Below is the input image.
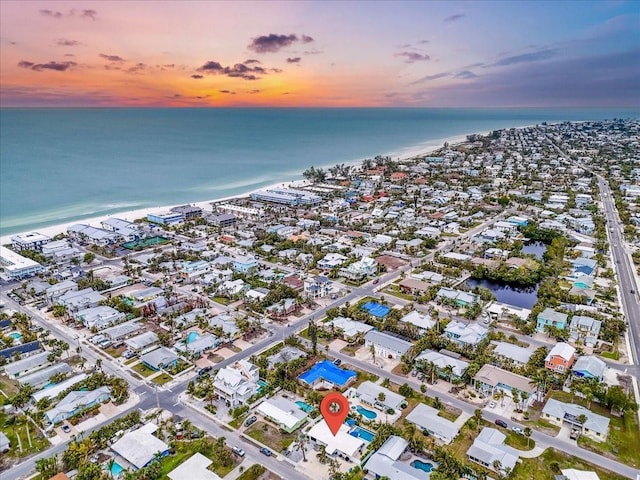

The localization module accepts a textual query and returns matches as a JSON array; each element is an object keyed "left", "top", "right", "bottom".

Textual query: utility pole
[{"left": 155, "top": 384, "right": 160, "bottom": 410}]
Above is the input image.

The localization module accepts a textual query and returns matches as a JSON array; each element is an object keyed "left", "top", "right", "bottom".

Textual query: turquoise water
[
  {"left": 107, "top": 461, "right": 125, "bottom": 476},
  {"left": 9, "top": 332, "right": 22, "bottom": 340},
  {"left": 257, "top": 379, "right": 268, "bottom": 393},
  {"left": 2, "top": 107, "right": 637, "bottom": 235},
  {"left": 350, "top": 427, "right": 375, "bottom": 442},
  {"left": 186, "top": 331, "right": 200, "bottom": 344},
  {"left": 356, "top": 406, "right": 377, "bottom": 419},
  {"left": 295, "top": 401, "right": 314, "bottom": 413},
  {"left": 411, "top": 459, "right": 434, "bottom": 472}
]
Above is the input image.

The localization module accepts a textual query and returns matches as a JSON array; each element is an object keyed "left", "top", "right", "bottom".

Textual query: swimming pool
[
  {"left": 350, "top": 427, "right": 375, "bottom": 442},
  {"left": 186, "top": 331, "right": 200, "bottom": 344},
  {"left": 356, "top": 406, "right": 377, "bottom": 419},
  {"left": 9, "top": 332, "right": 22, "bottom": 340},
  {"left": 106, "top": 461, "right": 125, "bottom": 476},
  {"left": 295, "top": 401, "right": 313, "bottom": 413},
  {"left": 411, "top": 459, "right": 433, "bottom": 472},
  {"left": 257, "top": 379, "right": 268, "bottom": 393}
]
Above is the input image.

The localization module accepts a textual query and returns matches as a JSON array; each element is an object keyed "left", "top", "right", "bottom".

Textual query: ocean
[{"left": 1, "top": 107, "right": 638, "bottom": 236}]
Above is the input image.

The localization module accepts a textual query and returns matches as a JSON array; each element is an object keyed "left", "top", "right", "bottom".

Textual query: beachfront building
[
  {"left": 170, "top": 205, "right": 202, "bottom": 220},
  {"left": 364, "top": 436, "right": 422, "bottom": 480},
  {"left": 45, "top": 386, "right": 111, "bottom": 425},
  {"left": 255, "top": 396, "right": 309, "bottom": 433},
  {"left": 542, "top": 398, "right": 610, "bottom": 441},
  {"left": 0, "top": 246, "right": 44, "bottom": 280},
  {"left": 250, "top": 188, "right": 322, "bottom": 207},
  {"left": 364, "top": 330, "right": 412, "bottom": 360},
  {"left": 67, "top": 224, "right": 120, "bottom": 246},
  {"left": 100, "top": 218, "right": 141, "bottom": 241},
  {"left": 467, "top": 428, "right": 520, "bottom": 474},
  {"left": 10, "top": 232, "right": 51, "bottom": 252},
  {"left": 147, "top": 211, "right": 184, "bottom": 225},
  {"left": 212, "top": 360, "right": 259, "bottom": 407},
  {"left": 111, "top": 423, "right": 170, "bottom": 470},
  {"left": 307, "top": 421, "right": 365, "bottom": 463},
  {"left": 405, "top": 403, "right": 461, "bottom": 444}
]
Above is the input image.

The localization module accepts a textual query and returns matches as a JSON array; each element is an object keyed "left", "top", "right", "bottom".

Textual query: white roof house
[
  {"left": 31, "top": 373, "right": 88, "bottom": 402},
  {"left": 572, "top": 356, "right": 606, "bottom": 381},
  {"left": 542, "top": 398, "right": 610, "bottom": 441},
  {"left": 307, "top": 421, "right": 365, "bottom": 460},
  {"left": 493, "top": 342, "right": 534, "bottom": 365},
  {"left": 212, "top": 360, "right": 259, "bottom": 407},
  {"left": 354, "top": 381, "right": 405, "bottom": 411},
  {"left": 364, "top": 330, "right": 412, "bottom": 359},
  {"left": 364, "top": 436, "right": 421, "bottom": 480},
  {"left": 399, "top": 311, "right": 434, "bottom": 331},
  {"left": 467, "top": 428, "right": 520, "bottom": 474},
  {"left": 45, "top": 386, "right": 111, "bottom": 424},
  {"left": 405, "top": 403, "right": 461, "bottom": 444},
  {"left": 0, "top": 246, "right": 44, "bottom": 279},
  {"left": 125, "top": 332, "right": 159, "bottom": 351},
  {"left": 444, "top": 321, "right": 488, "bottom": 346},
  {"left": 256, "top": 396, "right": 308, "bottom": 432},
  {"left": 415, "top": 350, "right": 469, "bottom": 378},
  {"left": 167, "top": 453, "right": 222, "bottom": 480},
  {"left": 111, "top": 423, "right": 169, "bottom": 470},
  {"left": 18, "top": 363, "right": 71, "bottom": 388},
  {"left": 325, "top": 317, "right": 374, "bottom": 340},
  {"left": 75, "top": 306, "right": 125, "bottom": 330},
  {"left": 560, "top": 469, "right": 600, "bottom": 480},
  {"left": 4, "top": 351, "right": 51, "bottom": 379},
  {"left": 546, "top": 342, "right": 576, "bottom": 363}
]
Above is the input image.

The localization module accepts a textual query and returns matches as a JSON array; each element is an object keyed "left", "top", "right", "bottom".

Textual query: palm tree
[
  {"left": 294, "top": 432, "right": 308, "bottom": 462},
  {"left": 369, "top": 343, "right": 377, "bottom": 363},
  {"left": 524, "top": 427, "right": 532, "bottom": 448},
  {"left": 316, "top": 444, "right": 328, "bottom": 464}
]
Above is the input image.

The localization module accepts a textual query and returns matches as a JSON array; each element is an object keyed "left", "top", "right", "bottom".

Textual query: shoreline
[{"left": 0, "top": 123, "right": 534, "bottom": 245}]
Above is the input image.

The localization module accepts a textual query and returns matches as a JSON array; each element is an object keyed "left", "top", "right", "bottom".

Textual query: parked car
[
  {"left": 372, "top": 279, "right": 380, "bottom": 284},
  {"left": 411, "top": 370, "right": 418, "bottom": 377},
  {"left": 495, "top": 419, "right": 508, "bottom": 428},
  {"left": 333, "top": 359, "right": 342, "bottom": 366},
  {"left": 511, "top": 426, "right": 523, "bottom": 434},
  {"left": 198, "top": 366, "right": 213, "bottom": 376},
  {"left": 232, "top": 446, "right": 245, "bottom": 457},
  {"left": 61, "top": 424, "right": 71, "bottom": 433},
  {"left": 245, "top": 415, "right": 257, "bottom": 427},
  {"left": 489, "top": 401, "right": 496, "bottom": 408},
  {"left": 259, "top": 447, "right": 272, "bottom": 456},
  {"left": 123, "top": 350, "right": 137, "bottom": 359},
  {"left": 570, "top": 429, "right": 581, "bottom": 440}
]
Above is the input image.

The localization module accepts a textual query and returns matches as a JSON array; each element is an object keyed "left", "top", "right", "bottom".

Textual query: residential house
[
  {"left": 436, "top": 287, "right": 478, "bottom": 307},
  {"left": 542, "top": 398, "right": 609, "bottom": 442},
  {"left": 307, "top": 421, "right": 365, "bottom": 463},
  {"left": 45, "top": 386, "right": 111, "bottom": 425},
  {"left": 57, "top": 288, "right": 105, "bottom": 312},
  {"left": 353, "top": 381, "right": 405, "bottom": 412},
  {"left": 363, "top": 436, "right": 422, "bottom": 480},
  {"left": 364, "top": 330, "right": 412, "bottom": 359},
  {"left": 303, "top": 275, "right": 332, "bottom": 299},
  {"left": 473, "top": 364, "right": 536, "bottom": 403},
  {"left": 560, "top": 469, "right": 600, "bottom": 480},
  {"left": 0, "top": 432, "right": 9, "bottom": 453},
  {"left": 125, "top": 332, "right": 159, "bottom": 352},
  {"left": 415, "top": 349, "right": 469, "bottom": 381},
  {"left": 140, "top": 347, "right": 179, "bottom": 371},
  {"left": 467, "top": 428, "right": 520, "bottom": 474},
  {"left": 232, "top": 255, "right": 258, "bottom": 273},
  {"left": 167, "top": 453, "right": 222, "bottom": 480},
  {"left": 256, "top": 396, "right": 308, "bottom": 433},
  {"left": 569, "top": 315, "right": 601, "bottom": 347},
  {"left": 492, "top": 342, "right": 534, "bottom": 366},
  {"left": 267, "top": 346, "right": 306, "bottom": 369},
  {"left": 175, "top": 334, "right": 218, "bottom": 357},
  {"left": 545, "top": 343, "right": 576, "bottom": 373},
  {"left": 405, "top": 403, "right": 461, "bottom": 444},
  {"left": 339, "top": 257, "right": 378, "bottom": 280},
  {"left": 212, "top": 360, "right": 259, "bottom": 407},
  {"left": 324, "top": 317, "right": 374, "bottom": 342},
  {"left": 572, "top": 356, "right": 606, "bottom": 381},
  {"left": 111, "top": 423, "right": 170, "bottom": 469},
  {"left": 75, "top": 306, "right": 126, "bottom": 330},
  {"left": 536, "top": 307, "right": 569, "bottom": 332},
  {"left": 265, "top": 298, "right": 298, "bottom": 319},
  {"left": 444, "top": 321, "right": 488, "bottom": 347},
  {"left": 399, "top": 310, "right": 434, "bottom": 333},
  {"left": 4, "top": 351, "right": 50, "bottom": 379}
]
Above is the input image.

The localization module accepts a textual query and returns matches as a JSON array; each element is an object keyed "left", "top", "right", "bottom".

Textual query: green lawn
[
  {"left": 0, "top": 377, "right": 20, "bottom": 396},
  {"left": 131, "top": 362, "right": 156, "bottom": 377},
  {"left": 550, "top": 391, "right": 639, "bottom": 467},
  {"left": 159, "top": 440, "right": 239, "bottom": 478},
  {"left": 599, "top": 350, "right": 620, "bottom": 360},
  {"left": 212, "top": 296, "right": 231, "bottom": 305},
  {"left": 0, "top": 412, "right": 50, "bottom": 462},
  {"left": 245, "top": 421, "right": 295, "bottom": 452},
  {"left": 152, "top": 373, "right": 173, "bottom": 385},
  {"left": 510, "top": 448, "right": 627, "bottom": 480},
  {"left": 381, "top": 285, "right": 415, "bottom": 301},
  {"left": 237, "top": 465, "right": 266, "bottom": 480}
]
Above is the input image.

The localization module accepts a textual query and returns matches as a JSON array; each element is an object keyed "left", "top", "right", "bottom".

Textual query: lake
[
  {"left": 521, "top": 241, "right": 547, "bottom": 259},
  {"left": 466, "top": 277, "right": 539, "bottom": 309}
]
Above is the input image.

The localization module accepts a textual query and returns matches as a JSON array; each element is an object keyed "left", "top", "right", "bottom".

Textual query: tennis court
[
  {"left": 121, "top": 236, "right": 169, "bottom": 250},
  {"left": 361, "top": 301, "right": 390, "bottom": 318},
  {"left": 298, "top": 360, "right": 356, "bottom": 388}
]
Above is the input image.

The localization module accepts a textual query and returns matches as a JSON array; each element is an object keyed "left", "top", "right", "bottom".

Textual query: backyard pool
[
  {"left": 356, "top": 405, "right": 377, "bottom": 419},
  {"left": 106, "top": 461, "right": 125, "bottom": 476},
  {"left": 411, "top": 459, "right": 434, "bottom": 472},
  {"left": 295, "top": 401, "right": 314, "bottom": 413},
  {"left": 186, "top": 331, "right": 200, "bottom": 344},
  {"left": 9, "top": 332, "right": 22, "bottom": 340},
  {"left": 350, "top": 427, "right": 375, "bottom": 442},
  {"left": 257, "top": 379, "right": 268, "bottom": 393}
]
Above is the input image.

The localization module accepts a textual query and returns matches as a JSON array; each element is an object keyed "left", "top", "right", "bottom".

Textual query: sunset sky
[{"left": 1, "top": 0, "right": 638, "bottom": 107}]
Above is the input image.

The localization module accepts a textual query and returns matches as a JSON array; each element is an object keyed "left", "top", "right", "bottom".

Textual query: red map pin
[{"left": 320, "top": 392, "right": 350, "bottom": 436}]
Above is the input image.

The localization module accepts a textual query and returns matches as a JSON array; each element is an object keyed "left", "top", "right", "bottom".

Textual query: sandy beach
[{"left": 0, "top": 126, "right": 530, "bottom": 246}]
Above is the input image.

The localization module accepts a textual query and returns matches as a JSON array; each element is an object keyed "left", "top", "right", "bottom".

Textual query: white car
[
  {"left": 489, "top": 401, "right": 496, "bottom": 408},
  {"left": 512, "top": 426, "right": 523, "bottom": 434}
]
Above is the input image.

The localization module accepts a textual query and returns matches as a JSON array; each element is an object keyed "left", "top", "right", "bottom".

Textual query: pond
[
  {"left": 466, "top": 277, "right": 539, "bottom": 310},
  {"left": 521, "top": 241, "right": 547, "bottom": 259}
]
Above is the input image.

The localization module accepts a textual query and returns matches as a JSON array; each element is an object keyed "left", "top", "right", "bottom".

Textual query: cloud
[
  {"left": 127, "top": 63, "right": 146, "bottom": 74},
  {"left": 99, "top": 53, "right": 126, "bottom": 62},
  {"left": 394, "top": 51, "right": 430, "bottom": 63},
  {"left": 444, "top": 13, "right": 465, "bottom": 22},
  {"left": 56, "top": 38, "right": 81, "bottom": 47},
  {"left": 39, "top": 9, "right": 64, "bottom": 19},
  {"left": 417, "top": 39, "right": 430, "bottom": 45},
  {"left": 248, "top": 33, "right": 313, "bottom": 53},
  {"left": 454, "top": 70, "right": 478, "bottom": 79},
  {"left": 219, "top": 90, "right": 236, "bottom": 95},
  {"left": 18, "top": 60, "right": 77, "bottom": 72},
  {"left": 244, "top": 59, "right": 261, "bottom": 64},
  {"left": 487, "top": 48, "right": 558, "bottom": 67},
  {"left": 303, "top": 49, "right": 323, "bottom": 55},
  {"left": 411, "top": 72, "right": 450, "bottom": 84},
  {"left": 191, "top": 74, "right": 204, "bottom": 79},
  {"left": 286, "top": 57, "right": 301, "bottom": 64},
  {"left": 195, "top": 59, "right": 272, "bottom": 80},
  {"left": 248, "top": 89, "right": 261, "bottom": 94},
  {"left": 81, "top": 9, "right": 97, "bottom": 20}
]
